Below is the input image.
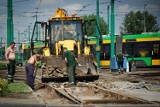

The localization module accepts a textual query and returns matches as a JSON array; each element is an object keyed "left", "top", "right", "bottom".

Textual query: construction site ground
[{"left": 0, "top": 65, "right": 160, "bottom": 107}]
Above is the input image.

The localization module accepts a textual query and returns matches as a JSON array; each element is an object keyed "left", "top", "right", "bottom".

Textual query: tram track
[{"left": 34, "top": 82, "right": 153, "bottom": 106}]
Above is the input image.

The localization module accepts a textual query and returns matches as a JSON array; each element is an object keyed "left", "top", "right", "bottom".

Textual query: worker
[
  {"left": 116, "top": 49, "right": 124, "bottom": 74},
  {"left": 63, "top": 47, "right": 78, "bottom": 85},
  {"left": 5, "top": 42, "right": 16, "bottom": 83},
  {"left": 25, "top": 54, "right": 43, "bottom": 90}
]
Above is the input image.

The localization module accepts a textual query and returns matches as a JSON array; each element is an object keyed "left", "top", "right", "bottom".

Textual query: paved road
[
  {"left": 0, "top": 103, "right": 45, "bottom": 107},
  {"left": 0, "top": 103, "right": 159, "bottom": 107}
]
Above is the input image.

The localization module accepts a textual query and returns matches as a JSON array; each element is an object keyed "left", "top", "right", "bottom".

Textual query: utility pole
[
  {"left": 110, "top": 0, "right": 115, "bottom": 58},
  {"left": 18, "top": 31, "right": 20, "bottom": 62},
  {"left": 7, "top": 0, "right": 14, "bottom": 47},
  {"left": 96, "top": 0, "right": 100, "bottom": 69},
  {"left": 144, "top": 3, "right": 147, "bottom": 33},
  {"left": 107, "top": 5, "right": 110, "bottom": 34},
  {"left": 36, "top": 15, "right": 38, "bottom": 40},
  {"left": 28, "top": 25, "right": 31, "bottom": 42},
  {"left": 0, "top": 37, "right": 2, "bottom": 60}
]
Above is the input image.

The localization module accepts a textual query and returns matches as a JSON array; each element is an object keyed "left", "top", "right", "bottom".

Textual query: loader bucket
[
  {"left": 41, "top": 55, "right": 99, "bottom": 83},
  {"left": 77, "top": 55, "right": 98, "bottom": 75},
  {"left": 41, "top": 75, "right": 99, "bottom": 83}
]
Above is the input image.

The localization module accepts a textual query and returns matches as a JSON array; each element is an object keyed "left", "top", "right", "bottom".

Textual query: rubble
[{"left": 106, "top": 81, "right": 147, "bottom": 90}]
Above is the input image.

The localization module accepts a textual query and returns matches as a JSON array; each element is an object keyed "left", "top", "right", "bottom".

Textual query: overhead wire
[
  {"left": 74, "top": 0, "right": 96, "bottom": 16},
  {"left": 13, "top": 0, "right": 42, "bottom": 34},
  {"left": 1, "top": 0, "right": 160, "bottom": 35},
  {"left": 13, "top": 0, "right": 30, "bottom": 4},
  {"left": 1, "top": 1, "right": 159, "bottom": 16},
  {"left": 35, "top": 0, "right": 42, "bottom": 15}
]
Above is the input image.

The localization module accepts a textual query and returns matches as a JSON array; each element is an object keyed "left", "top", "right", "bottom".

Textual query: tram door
[{"left": 152, "top": 42, "right": 160, "bottom": 66}]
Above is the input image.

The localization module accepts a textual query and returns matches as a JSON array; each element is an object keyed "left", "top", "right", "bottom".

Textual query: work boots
[{"left": 118, "top": 68, "right": 123, "bottom": 74}]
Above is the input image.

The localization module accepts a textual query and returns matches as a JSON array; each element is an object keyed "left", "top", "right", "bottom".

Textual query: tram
[{"left": 88, "top": 32, "right": 160, "bottom": 67}]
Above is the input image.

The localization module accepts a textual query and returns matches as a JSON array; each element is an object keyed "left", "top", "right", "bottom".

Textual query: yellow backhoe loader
[{"left": 30, "top": 8, "right": 99, "bottom": 82}]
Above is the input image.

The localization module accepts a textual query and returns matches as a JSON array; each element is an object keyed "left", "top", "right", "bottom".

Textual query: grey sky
[{"left": 0, "top": 0, "right": 160, "bottom": 42}]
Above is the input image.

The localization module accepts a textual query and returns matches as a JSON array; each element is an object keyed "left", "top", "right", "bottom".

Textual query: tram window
[
  {"left": 100, "top": 45, "right": 110, "bottom": 60},
  {"left": 123, "top": 43, "right": 134, "bottom": 57},
  {"left": 124, "top": 42, "right": 152, "bottom": 58},
  {"left": 152, "top": 43, "right": 160, "bottom": 59},
  {"left": 134, "top": 42, "right": 152, "bottom": 57}
]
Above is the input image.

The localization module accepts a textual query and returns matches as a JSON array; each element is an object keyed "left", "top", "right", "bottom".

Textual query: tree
[
  {"left": 120, "top": 11, "right": 159, "bottom": 35},
  {"left": 82, "top": 14, "right": 108, "bottom": 37}
]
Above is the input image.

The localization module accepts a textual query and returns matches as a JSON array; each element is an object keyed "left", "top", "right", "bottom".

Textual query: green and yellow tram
[{"left": 88, "top": 32, "right": 160, "bottom": 67}]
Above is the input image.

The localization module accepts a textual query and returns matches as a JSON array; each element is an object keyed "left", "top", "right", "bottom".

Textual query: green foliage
[
  {"left": 120, "top": 11, "right": 160, "bottom": 35},
  {"left": 0, "top": 78, "right": 29, "bottom": 96},
  {"left": 0, "top": 78, "right": 10, "bottom": 96},
  {"left": 8, "top": 82, "right": 29, "bottom": 93},
  {"left": 83, "top": 14, "right": 108, "bottom": 37},
  {"left": 0, "top": 63, "right": 6, "bottom": 68}
]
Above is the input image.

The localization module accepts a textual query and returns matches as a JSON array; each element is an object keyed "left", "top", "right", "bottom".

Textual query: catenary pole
[
  {"left": 96, "top": 0, "right": 100, "bottom": 69},
  {"left": 7, "top": 0, "right": 14, "bottom": 46},
  {"left": 0, "top": 37, "right": 2, "bottom": 59},
  {"left": 107, "top": 5, "right": 110, "bottom": 34},
  {"left": 110, "top": 0, "right": 115, "bottom": 58}
]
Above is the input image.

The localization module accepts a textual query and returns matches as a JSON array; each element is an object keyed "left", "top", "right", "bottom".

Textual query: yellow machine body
[{"left": 35, "top": 8, "right": 99, "bottom": 82}]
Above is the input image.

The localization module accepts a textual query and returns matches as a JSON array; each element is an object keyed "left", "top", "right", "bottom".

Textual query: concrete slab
[
  {"left": 124, "top": 89, "right": 160, "bottom": 102},
  {"left": 0, "top": 94, "right": 39, "bottom": 104}
]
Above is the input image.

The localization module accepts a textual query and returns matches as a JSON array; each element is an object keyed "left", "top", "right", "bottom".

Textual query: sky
[{"left": 0, "top": 0, "right": 160, "bottom": 43}]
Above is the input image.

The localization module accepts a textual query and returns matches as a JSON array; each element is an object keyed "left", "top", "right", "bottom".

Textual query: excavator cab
[
  {"left": 30, "top": 8, "right": 99, "bottom": 82},
  {"left": 49, "top": 19, "right": 82, "bottom": 55}
]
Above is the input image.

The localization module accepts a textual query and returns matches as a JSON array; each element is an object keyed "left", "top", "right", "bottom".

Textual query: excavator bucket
[
  {"left": 76, "top": 55, "right": 98, "bottom": 75},
  {"left": 41, "top": 55, "right": 99, "bottom": 83}
]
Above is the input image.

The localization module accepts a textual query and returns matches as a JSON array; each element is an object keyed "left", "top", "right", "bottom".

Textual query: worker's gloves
[{"left": 78, "top": 64, "right": 82, "bottom": 66}]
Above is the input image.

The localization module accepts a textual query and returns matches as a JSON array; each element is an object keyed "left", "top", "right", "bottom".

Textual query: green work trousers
[{"left": 67, "top": 64, "right": 76, "bottom": 84}]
